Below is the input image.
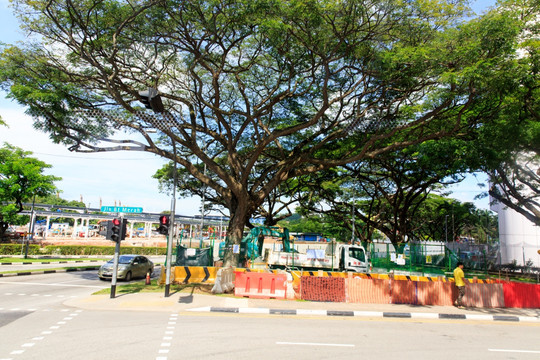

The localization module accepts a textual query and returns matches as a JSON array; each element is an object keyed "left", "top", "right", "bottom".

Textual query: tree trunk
[{"left": 223, "top": 203, "right": 250, "bottom": 267}]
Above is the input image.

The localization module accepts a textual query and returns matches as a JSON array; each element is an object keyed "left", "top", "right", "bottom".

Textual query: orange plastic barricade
[{"left": 234, "top": 271, "right": 287, "bottom": 299}]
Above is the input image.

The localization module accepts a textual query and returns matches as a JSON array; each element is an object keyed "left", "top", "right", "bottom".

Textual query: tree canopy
[
  {"left": 0, "top": 0, "right": 533, "bottom": 265},
  {"left": 0, "top": 143, "right": 60, "bottom": 237}
]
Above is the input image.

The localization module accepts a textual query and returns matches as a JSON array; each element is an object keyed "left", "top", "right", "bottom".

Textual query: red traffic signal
[
  {"left": 106, "top": 218, "right": 127, "bottom": 242},
  {"left": 158, "top": 215, "right": 170, "bottom": 235}
]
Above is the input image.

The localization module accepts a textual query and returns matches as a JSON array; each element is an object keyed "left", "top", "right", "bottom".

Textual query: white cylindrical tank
[{"left": 491, "top": 200, "right": 540, "bottom": 267}]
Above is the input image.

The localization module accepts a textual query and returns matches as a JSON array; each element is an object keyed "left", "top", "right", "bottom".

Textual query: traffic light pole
[
  {"left": 110, "top": 214, "right": 123, "bottom": 299},
  {"left": 165, "top": 140, "right": 177, "bottom": 297}
]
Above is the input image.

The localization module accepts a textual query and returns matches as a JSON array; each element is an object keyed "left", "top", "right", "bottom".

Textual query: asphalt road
[
  {"left": 1, "top": 272, "right": 540, "bottom": 360},
  {"left": 0, "top": 256, "right": 165, "bottom": 273}
]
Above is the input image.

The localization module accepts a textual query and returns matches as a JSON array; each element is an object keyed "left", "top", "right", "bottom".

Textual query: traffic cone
[{"left": 145, "top": 272, "right": 151, "bottom": 285}]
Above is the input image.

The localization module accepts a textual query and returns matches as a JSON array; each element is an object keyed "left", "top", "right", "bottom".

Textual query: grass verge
[{"left": 92, "top": 280, "right": 226, "bottom": 296}]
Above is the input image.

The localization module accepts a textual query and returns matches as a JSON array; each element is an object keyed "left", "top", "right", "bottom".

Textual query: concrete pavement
[
  {"left": 64, "top": 289, "right": 540, "bottom": 323},
  {"left": 4, "top": 261, "right": 540, "bottom": 323}
]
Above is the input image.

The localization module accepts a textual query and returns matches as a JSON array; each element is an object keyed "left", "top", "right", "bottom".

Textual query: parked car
[{"left": 98, "top": 254, "right": 154, "bottom": 282}]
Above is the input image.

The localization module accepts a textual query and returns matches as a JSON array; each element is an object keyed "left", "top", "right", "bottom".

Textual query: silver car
[{"left": 98, "top": 255, "right": 154, "bottom": 281}]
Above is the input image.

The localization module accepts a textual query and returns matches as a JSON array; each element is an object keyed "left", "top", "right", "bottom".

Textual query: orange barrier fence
[
  {"left": 301, "top": 276, "right": 346, "bottom": 302},
  {"left": 391, "top": 280, "right": 417, "bottom": 305},
  {"left": 346, "top": 277, "right": 391, "bottom": 304},
  {"left": 234, "top": 271, "right": 287, "bottom": 299},
  {"left": 462, "top": 283, "right": 505, "bottom": 308},
  {"left": 501, "top": 282, "right": 540, "bottom": 308},
  {"left": 416, "top": 281, "right": 453, "bottom": 306},
  {"left": 299, "top": 275, "right": 515, "bottom": 308}
]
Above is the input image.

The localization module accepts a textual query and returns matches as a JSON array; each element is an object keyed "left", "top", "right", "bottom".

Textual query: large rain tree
[
  {"left": 474, "top": 0, "right": 540, "bottom": 226},
  {"left": 0, "top": 0, "right": 526, "bottom": 265}
]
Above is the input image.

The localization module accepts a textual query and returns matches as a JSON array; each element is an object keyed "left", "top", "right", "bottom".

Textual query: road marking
[
  {"left": 277, "top": 342, "right": 355, "bottom": 347},
  {"left": 489, "top": 349, "right": 540, "bottom": 354},
  {"left": 0, "top": 280, "right": 106, "bottom": 289}
]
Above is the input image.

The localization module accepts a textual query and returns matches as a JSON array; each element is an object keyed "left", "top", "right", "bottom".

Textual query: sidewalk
[{"left": 65, "top": 291, "right": 540, "bottom": 323}]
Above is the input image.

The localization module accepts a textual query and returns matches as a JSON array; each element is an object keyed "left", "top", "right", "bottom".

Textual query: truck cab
[{"left": 339, "top": 244, "right": 369, "bottom": 272}]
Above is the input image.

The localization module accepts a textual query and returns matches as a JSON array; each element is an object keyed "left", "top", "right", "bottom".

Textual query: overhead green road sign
[{"left": 101, "top": 206, "right": 143, "bottom": 213}]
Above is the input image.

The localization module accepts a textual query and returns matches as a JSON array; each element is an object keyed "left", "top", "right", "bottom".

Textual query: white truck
[{"left": 264, "top": 242, "right": 369, "bottom": 273}]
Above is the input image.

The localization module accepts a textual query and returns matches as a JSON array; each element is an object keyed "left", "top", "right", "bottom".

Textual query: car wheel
[
  {"left": 125, "top": 271, "right": 132, "bottom": 282},
  {"left": 147, "top": 268, "right": 153, "bottom": 277}
]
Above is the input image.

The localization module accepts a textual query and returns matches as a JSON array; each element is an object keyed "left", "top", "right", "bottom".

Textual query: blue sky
[{"left": 0, "top": 0, "right": 497, "bottom": 215}]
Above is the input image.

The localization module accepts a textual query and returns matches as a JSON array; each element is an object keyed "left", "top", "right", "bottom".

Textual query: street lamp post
[
  {"left": 445, "top": 215, "right": 449, "bottom": 243},
  {"left": 165, "top": 139, "right": 177, "bottom": 298}
]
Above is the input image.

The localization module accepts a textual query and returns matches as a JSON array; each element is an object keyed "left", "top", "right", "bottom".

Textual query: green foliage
[
  {"left": 0, "top": 0, "right": 535, "bottom": 266},
  {"left": 0, "top": 143, "right": 60, "bottom": 229},
  {"left": 0, "top": 244, "right": 167, "bottom": 256},
  {"left": 41, "top": 245, "right": 167, "bottom": 256},
  {"left": 0, "top": 244, "right": 41, "bottom": 255}
]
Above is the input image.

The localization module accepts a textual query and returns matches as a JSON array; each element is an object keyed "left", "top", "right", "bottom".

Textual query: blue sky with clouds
[{"left": 0, "top": 0, "right": 497, "bottom": 215}]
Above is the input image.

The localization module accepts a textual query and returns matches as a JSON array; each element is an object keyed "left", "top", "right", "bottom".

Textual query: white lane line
[
  {"left": 277, "top": 342, "right": 355, "bottom": 347},
  {"left": 489, "top": 349, "right": 540, "bottom": 354},
  {"left": 0, "top": 280, "right": 106, "bottom": 289}
]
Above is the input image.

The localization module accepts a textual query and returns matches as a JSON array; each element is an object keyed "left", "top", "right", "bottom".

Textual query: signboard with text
[{"left": 100, "top": 206, "right": 143, "bottom": 213}]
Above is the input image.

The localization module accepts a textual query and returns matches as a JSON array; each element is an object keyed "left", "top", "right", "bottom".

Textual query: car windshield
[{"left": 108, "top": 256, "right": 135, "bottom": 264}]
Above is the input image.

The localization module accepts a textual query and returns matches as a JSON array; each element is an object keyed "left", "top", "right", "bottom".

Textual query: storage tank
[{"left": 491, "top": 196, "right": 540, "bottom": 267}]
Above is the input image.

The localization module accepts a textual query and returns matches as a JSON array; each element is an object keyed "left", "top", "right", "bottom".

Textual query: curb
[
  {"left": 186, "top": 306, "right": 540, "bottom": 323},
  {"left": 0, "top": 266, "right": 100, "bottom": 277}
]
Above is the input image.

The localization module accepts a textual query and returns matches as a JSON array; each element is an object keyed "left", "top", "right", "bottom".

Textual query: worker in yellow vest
[{"left": 453, "top": 261, "right": 466, "bottom": 308}]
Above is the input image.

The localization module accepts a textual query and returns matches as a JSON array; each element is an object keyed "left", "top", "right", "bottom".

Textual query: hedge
[
  {"left": 0, "top": 244, "right": 167, "bottom": 256},
  {"left": 0, "top": 244, "right": 41, "bottom": 256}
]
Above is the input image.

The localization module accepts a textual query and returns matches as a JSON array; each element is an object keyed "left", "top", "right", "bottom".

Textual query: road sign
[{"left": 100, "top": 206, "right": 143, "bottom": 213}]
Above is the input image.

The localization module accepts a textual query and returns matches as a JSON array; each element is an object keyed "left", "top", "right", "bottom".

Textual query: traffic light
[
  {"left": 106, "top": 218, "right": 128, "bottom": 242},
  {"left": 139, "top": 87, "right": 164, "bottom": 113},
  {"left": 158, "top": 215, "right": 170, "bottom": 235}
]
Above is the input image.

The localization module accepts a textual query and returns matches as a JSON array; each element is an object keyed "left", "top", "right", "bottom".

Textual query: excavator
[
  {"left": 220, "top": 226, "right": 369, "bottom": 273},
  {"left": 240, "top": 226, "right": 294, "bottom": 261},
  {"left": 218, "top": 226, "right": 294, "bottom": 264}
]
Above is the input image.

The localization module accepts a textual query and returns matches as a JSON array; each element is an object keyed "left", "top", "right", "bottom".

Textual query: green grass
[{"left": 92, "top": 281, "right": 222, "bottom": 296}]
